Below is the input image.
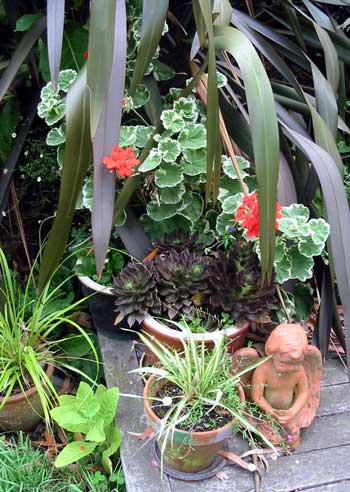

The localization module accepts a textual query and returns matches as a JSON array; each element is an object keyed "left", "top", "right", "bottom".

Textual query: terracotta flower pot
[
  {"left": 0, "top": 363, "right": 54, "bottom": 432},
  {"left": 142, "top": 314, "right": 250, "bottom": 364},
  {"left": 144, "top": 376, "right": 244, "bottom": 473}
]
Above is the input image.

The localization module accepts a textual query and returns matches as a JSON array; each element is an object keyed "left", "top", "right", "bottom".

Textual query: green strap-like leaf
[
  {"left": 213, "top": 25, "right": 280, "bottom": 280},
  {"left": 128, "top": 0, "right": 169, "bottom": 96},
  {"left": 47, "top": 0, "right": 65, "bottom": 89},
  {"left": 38, "top": 68, "right": 91, "bottom": 291}
]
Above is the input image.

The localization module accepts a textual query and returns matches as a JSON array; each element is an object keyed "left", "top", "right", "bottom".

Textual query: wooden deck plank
[
  {"left": 98, "top": 330, "right": 173, "bottom": 492},
  {"left": 259, "top": 444, "right": 350, "bottom": 492},
  {"left": 98, "top": 332, "right": 349, "bottom": 492}
]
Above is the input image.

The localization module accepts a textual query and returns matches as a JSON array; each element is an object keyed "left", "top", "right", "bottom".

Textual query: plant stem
[{"left": 276, "top": 285, "right": 291, "bottom": 323}]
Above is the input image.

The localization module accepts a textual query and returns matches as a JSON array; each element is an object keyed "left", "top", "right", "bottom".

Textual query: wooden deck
[{"left": 98, "top": 330, "right": 350, "bottom": 492}]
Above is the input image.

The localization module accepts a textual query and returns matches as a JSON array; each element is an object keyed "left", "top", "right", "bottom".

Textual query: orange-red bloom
[
  {"left": 84, "top": 50, "right": 89, "bottom": 60},
  {"left": 235, "top": 192, "right": 282, "bottom": 238},
  {"left": 102, "top": 146, "right": 139, "bottom": 177}
]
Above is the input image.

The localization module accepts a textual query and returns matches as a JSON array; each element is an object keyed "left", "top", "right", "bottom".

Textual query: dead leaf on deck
[{"left": 218, "top": 450, "right": 257, "bottom": 473}]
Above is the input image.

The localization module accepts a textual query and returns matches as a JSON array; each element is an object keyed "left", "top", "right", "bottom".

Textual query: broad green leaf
[
  {"left": 298, "top": 238, "right": 324, "bottom": 258},
  {"left": 85, "top": 418, "right": 106, "bottom": 442},
  {"left": 101, "top": 427, "right": 122, "bottom": 474},
  {"left": 179, "top": 192, "right": 204, "bottom": 222},
  {"left": 174, "top": 97, "right": 198, "bottom": 120},
  {"left": 139, "top": 149, "right": 162, "bottom": 172},
  {"left": 128, "top": 0, "right": 169, "bottom": 95},
  {"left": 218, "top": 176, "right": 244, "bottom": 202},
  {"left": 147, "top": 200, "right": 181, "bottom": 221},
  {"left": 278, "top": 217, "right": 310, "bottom": 238},
  {"left": 55, "top": 441, "right": 97, "bottom": 468},
  {"left": 281, "top": 203, "right": 309, "bottom": 219},
  {"left": 275, "top": 241, "right": 286, "bottom": 262},
  {"left": 50, "top": 406, "right": 88, "bottom": 432},
  {"left": 153, "top": 60, "right": 175, "bottom": 81},
  {"left": 58, "top": 69, "right": 78, "bottom": 92},
  {"left": 214, "top": 25, "right": 280, "bottom": 280},
  {"left": 38, "top": 68, "right": 92, "bottom": 291},
  {"left": 216, "top": 212, "right": 234, "bottom": 235},
  {"left": 275, "top": 254, "right": 293, "bottom": 283},
  {"left": 160, "top": 183, "right": 186, "bottom": 204},
  {"left": 132, "top": 84, "right": 150, "bottom": 108},
  {"left": 178, "top": 123, "right": 206, "bottom": 150},
  {"left": 155, "top": 163, "right": 183, "bottom": 188},
  {"left": 15, "top": 14, "right": 41, "bottom": 32},
  {"left": 134, "top": 125, "right": 154, "bottom": 147},
  {"left": 289, "top": 247, "right": 314, "bottom": 281},
  {"left": 160, "top": 110, "right": 185, "bottom": 133},
  {"left": 222, "top": 155, "right": 249, "bottom": 180},
  {"left": 119, "top": 126, "right": 137, "bottom": 147},
  {"left": 97, "top": 387, "right": 119, "bottom": 424},
  {"left": 81, "top": 176, "right": 93, "bottom": 210},
  {"left": 46, "top": 124, "right": 66, "bottom": 146},
  {"left": 158, "top": 137, "right": 181, "bottom": 162},
  {"left": 182, "top": 148, "right": 206, "bottom": 176},
  {"left": 221, "top": 193, "right": 244, "bottom": 214},
  {"left": 309, "top": 218, "right": 330, "bottom": 245}
]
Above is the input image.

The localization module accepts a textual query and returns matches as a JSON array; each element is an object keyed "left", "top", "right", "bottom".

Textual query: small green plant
[
  {"left": 0, "top": 248, "right": 98, "bottom": 424},
  {"left": 50, "top": 382, "right": 121, "bottom": 474},
  {"left": 74, "top": 247, "right": 125, "bottom": 286},
  {"left": 132, "top": 321, "right": 275, "bottom": 468}
]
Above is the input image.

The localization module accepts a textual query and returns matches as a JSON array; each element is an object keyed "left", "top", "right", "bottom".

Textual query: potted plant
[
  {"left": 74, "top": 243, "right": 126, "bottom": 332},
  {"left": 132, "top": 320, "right": 273, "bottom": 474},
  {"left": 113, "top": 234, "right": 277, "bottom": 359},
  {"left": 0, "top": 249, "right": 97, "bottom": 432}
]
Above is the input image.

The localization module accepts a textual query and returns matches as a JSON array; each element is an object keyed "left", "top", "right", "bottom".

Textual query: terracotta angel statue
[{"left": 232, "top": 323, "right": 322, "bottom": 448}]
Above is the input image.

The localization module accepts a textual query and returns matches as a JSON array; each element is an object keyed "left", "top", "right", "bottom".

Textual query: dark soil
[{"left": 152, "top": 382, "right": 232, "bottom": 432}]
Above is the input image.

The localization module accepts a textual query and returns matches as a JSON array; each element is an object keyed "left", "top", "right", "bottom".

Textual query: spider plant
[
  {"left": 132, "top": 319, "right": 275, "bottom": 468},
  {"left": 0, "top": 248, "right": 98, "bottom": 426}
]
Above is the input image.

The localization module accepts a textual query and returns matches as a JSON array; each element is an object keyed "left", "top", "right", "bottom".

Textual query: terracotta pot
[
  {"left": 142, "top": 314, "right": 250, "bottom": 364},
  {"left": 0, "top": 363, "right": 54, "bottom": 432},
  {"left": 144, "top": 376, "right": 244, "bottom": 473}
]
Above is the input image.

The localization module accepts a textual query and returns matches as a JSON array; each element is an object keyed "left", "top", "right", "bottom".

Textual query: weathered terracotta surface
[
  {"left": 232, "top": 323, "right": 322, "bottom": 448},
  {"left": 0, "top": 364, "right": 54, "bottom": 432},
  {"left": 142, "top": 314, "right": 250, "bottom": 364},
  {"left": 144, "top": 376, "right": 244, "bottom": 473}
]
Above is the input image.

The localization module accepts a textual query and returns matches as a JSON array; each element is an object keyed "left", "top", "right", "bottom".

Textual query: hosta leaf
[
  {"left": 216, "top": 212, "right": 234, "bottom": 235},
  {"left": 289, "top": 247, "right": 314, "bottom": 281},
  {"left": 182, "top": 148, "right": 206, "bottom": 176},
  {"left": 221, "top": 193, "right": 244, "bottom": 214},
  {"left": 147, "top": 200, "right": 181, "bottom": 220},
  {"left": 174, "top": 97, "right": 198, "bottom": 120},
  {"left": 309, "top": 218, "right": 330, "bottom": 245},
  {"left": 178, "top": 123, "right": 206, "bottom": 150},
  {"left": 155, "top": 162, "right": 183, "bottom": 188},
  {"left": 46, "top": 124, "right": 66, "bottom": 146},
  {"left": 132, "top": 84, "right": 150, "bottom": 108},
  {"left": 160, "top": 110, "right": 185, "bottom": 133},
  {"left": 298, "top": 238, "right": 324, "bottom": 258},
  {"left": 160, "top": 183, "right": 186, "bottom": 204},
  {"left": 139, "top": 148, "right": 162, "bottom": 172},
  {"left": 222, "top": 155, "right": 249, "bottom": 180},
  {"left": 179, "top": 192, "right": 204, "bottom": 222},
  {"left": 281, "top": 203, "right": 310, "bottom": 220},
  {"left": 158, "top": 137, "right": 181, "bottom": 162},
  {"left": 119, "top": 126, "right": 137, "bottom": 147},
  {"left": 55, "top": 441, "right": 97, "bottom": 468}
]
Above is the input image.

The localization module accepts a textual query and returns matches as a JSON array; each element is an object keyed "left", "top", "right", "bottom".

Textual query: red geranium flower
[
  {"left": 102, "top": 146, "right": 139, "bottom": 177},
  {"left": 84, "top": 50, "right": 89, "bottom": 60},
  {"left": 235, "top": 192, "right": 282, "bottom": 238}
]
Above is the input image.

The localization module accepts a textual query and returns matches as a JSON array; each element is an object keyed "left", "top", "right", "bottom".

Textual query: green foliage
[
  {"left": 74, "top": 247, "right": 125, "bottom": 287},
  {"left": 275, "top": 204, "right": 330, "bottom": 283},
  {"left": 0, "top": 96, "right": 20, "bottom": 164},
  {"left": 51, "top": 382, "right": 121, "bottom": 474},
  {"left": 15, "top": 14, "right": 41, "bottom": 32}
]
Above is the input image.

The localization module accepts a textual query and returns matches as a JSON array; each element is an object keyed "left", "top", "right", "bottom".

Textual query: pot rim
[
  {"left": 143, "top": 314, "right": 250, "bottom": 343},
  {"left": 0, "top": 363, "right": 54, "bottom": 404},
  {"left": 143, "top": 375, "right": 243, "bottom": 440}
]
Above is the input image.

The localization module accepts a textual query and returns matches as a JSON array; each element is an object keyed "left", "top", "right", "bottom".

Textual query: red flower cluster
[
  {"left": 102, "top": 146, "right": 140, "bottom": 177},
  {"left": 235, "top": 193, "right": 282, "bottom": 238}
]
